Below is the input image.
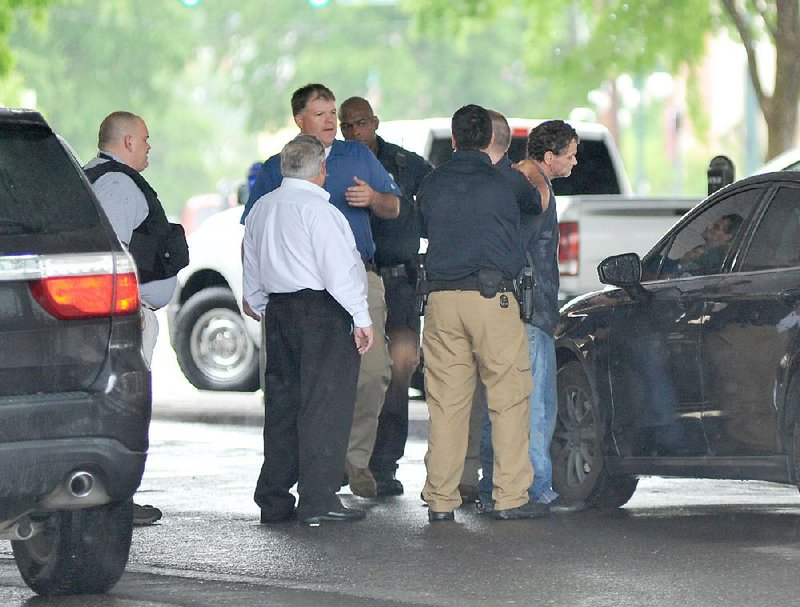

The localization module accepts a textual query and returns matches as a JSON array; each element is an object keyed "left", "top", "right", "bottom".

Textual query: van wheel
[
  {"left": 12, "top": 499, "right": 133, "bottom": 596},
  {"left": 173, "top": 287, "right": 259, "bottom": 391},
  {"left": 552, "top": 361, "right": 637, "bottom": 509}
]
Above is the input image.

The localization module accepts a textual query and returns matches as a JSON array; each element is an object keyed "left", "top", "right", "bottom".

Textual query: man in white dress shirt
[{"left": 243, "top": 134, "right": 374, "bottom": 525}]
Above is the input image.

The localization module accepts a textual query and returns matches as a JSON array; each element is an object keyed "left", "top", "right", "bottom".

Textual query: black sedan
[{"left": 552, "top": 171, "right": 800, "bottom": 508}]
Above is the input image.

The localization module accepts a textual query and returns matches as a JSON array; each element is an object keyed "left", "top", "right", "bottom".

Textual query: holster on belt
[
  {"left": 415, "top": 254, "right": 429, "bottom": 315},
  {"left": 514, "top": 252, "right": 535, "bottom": 323},
  {"left": 476, "top": 269, "right": 504, "bottom": 299}
]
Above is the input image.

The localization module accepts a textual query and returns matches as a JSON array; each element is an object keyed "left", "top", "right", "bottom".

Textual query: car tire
[
  {"left": 552, "top": 361, "right": 638, "bottom": 509},
  {"left": 786, "top": 376, "right": 800, "bottom": 493},
  {"left": 173, "top": 287, "right": 259, "bottom": 392},
  {"left": 11, "top": 499, "right": 133, "bottom": 596}
]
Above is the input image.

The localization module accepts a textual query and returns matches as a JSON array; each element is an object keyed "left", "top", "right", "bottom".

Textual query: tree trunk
[{"left": 764, "top": 0, "right": 800, "bottom": 160}]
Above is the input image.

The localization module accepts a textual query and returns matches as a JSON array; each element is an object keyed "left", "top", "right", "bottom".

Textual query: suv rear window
[
  {"left": 429, "top": 136, "right": 622, "bottom": 196},
  {"left": 0, "top": 123, "right": 108, "bottom": 255}
]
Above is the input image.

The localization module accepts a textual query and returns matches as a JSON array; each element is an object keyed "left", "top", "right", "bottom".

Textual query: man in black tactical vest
[{"left": 83, "top": 111, "right": 188, "bottom": 526}]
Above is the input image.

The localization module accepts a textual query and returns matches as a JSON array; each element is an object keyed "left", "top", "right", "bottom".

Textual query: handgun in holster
[
  {"left": 415, "top": 254, "right": 430, "bottom": 316},
  {"left": 514, "top": 253, "right": 535, "bottom": 323}
]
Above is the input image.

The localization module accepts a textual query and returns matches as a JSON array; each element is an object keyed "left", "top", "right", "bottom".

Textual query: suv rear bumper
[{"left": 0, "top": 437, "right": 146, "bottom": 524}]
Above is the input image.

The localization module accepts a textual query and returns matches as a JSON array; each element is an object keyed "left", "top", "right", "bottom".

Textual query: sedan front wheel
[{"left": 552, "top": 361, "right": 637, "bottom": 509}]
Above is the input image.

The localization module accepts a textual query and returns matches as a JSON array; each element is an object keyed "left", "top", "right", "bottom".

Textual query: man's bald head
[
  {"left": 338, "top": 96, "right": 379, "bottom": 153},
  {"left": 97, "top": 111, "right": 151, "bottom": 172}
]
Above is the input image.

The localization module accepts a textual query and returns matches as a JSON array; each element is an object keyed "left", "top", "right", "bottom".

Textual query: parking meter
[{"left": 707, "top": 155, "right": 735, "bottom": 196}]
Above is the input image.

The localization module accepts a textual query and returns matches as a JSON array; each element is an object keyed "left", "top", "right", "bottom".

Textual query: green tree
[
  {"left": 5, "top": 1, "right": 573, "bottom": 210},
  {"left": 405, "top": 0, "right": 800, "bottom": 161},
  {"left": 6, "top": 1, "right": 257, "bottom": 213},
  {"left": 192, "top": 3, "right": 561, "bottom": 131},
  {"left": 0, "top": 0, "right": 49, "bottom": 77}
]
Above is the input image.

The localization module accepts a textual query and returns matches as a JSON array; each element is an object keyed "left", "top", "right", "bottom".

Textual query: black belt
[
  {"left": 428, "top": 276, "right": 514, "bottom": 293},
  {"left": 378, "top": 263, "right": 408, "bottom": 279}
]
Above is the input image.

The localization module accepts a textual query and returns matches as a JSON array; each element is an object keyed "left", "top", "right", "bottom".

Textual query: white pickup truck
[{"left": 167, "top": 118, "right": 696, "bottom": 391}]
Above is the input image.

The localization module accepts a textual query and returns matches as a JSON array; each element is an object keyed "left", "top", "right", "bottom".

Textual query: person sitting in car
[{"left": 679, "top": 213, "right": 744, "bottom": 276}]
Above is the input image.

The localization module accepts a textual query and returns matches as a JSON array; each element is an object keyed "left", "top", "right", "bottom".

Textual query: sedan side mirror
[{"left": 598, "top": 252, "right": 642, "bottom": 287}]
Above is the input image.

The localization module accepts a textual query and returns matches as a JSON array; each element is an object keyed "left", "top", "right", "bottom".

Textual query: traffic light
[{"left": 308, "top": 0, "right": 331, "bottom": 7}]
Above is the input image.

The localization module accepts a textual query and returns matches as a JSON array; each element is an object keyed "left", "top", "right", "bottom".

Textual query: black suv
[{"left": 0, "top": 109, "right": 150, "bottom": 595}]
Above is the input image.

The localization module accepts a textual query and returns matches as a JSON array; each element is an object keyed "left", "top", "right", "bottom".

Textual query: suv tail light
[
  {"left": 558, "top": 221, "right": 579, "bottom": 276},
  {"left": 28, "top": 252, "right": 140, "bottom": 319}
]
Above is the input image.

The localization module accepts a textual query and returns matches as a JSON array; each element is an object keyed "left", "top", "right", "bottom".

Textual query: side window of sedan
[
  {"left": 740, "top": 186, "right": 800, "bottom": 271},
  {"left": 658, "top": 190, "right": 758, "bottom": 279}
]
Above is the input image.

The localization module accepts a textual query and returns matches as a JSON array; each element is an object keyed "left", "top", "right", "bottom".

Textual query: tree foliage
[
  {"left": 6, "top": 0, "right": 792, "bottom": 209},
  {"left": 3, "top": 1, "right": 575, "bottom": 211},
  {"left": 193, "top": 2, "right": 560, "bottom": 132},
  {"left": 405, "top": 0, "right": 799, "bottom": 161},
  {"left": 0, "top": 0, "right": 48, "bottom": 76},
  {"left": 6, "top": 1, "right": 257, "bottom": 212}
]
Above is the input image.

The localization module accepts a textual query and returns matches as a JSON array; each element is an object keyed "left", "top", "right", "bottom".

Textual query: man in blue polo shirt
[{"left": 243, "top": 83, "right": 400, "bottom": 500}]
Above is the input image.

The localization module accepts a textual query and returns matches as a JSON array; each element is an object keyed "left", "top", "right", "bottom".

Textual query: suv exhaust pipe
[
  {"left": 67, "top": 471, "right": 94, "bottom": 498},
  {"left": 39, "top": 470, "right": 110, "bottom": 510},
  {"left": 0, "top": 517, "right": 43, "bottom": 541}
]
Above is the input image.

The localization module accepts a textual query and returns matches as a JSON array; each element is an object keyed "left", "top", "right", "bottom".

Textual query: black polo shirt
[{"left": 419, "top": 149, "right": 526, "bottom": 281}]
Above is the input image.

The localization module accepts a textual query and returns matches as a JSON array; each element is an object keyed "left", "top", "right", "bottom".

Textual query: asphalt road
[
  {"left": 3, "top": 420, "right": 800, "bottom": 606},
  {"left": 3, "top": 315, "right": 800, "bottom": 605}
]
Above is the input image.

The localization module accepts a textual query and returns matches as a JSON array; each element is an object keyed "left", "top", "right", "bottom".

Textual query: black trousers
[
  {"left": 369, "top": 274, "right": 420, "bottom": 478},
  {"left": 253, "top": 289, "right": 360, "bottom": 519}
]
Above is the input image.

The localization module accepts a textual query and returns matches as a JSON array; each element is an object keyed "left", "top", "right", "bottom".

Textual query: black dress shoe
[
  {"left": 376, "top": 478, "right": 404, "bottom": 497},
  {"left": 492, "top": 500, "right": 550, "bottom": 521},
  {"left": 428, "top": 510, "right": 455, "bottom": 522},
  {"left": 300, "top": 507, "right": 366, "bottom": 525}
]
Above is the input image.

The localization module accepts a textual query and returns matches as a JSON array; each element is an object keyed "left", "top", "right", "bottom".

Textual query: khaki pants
[
  {"left": 346, "top": 271, "right": 391, "bottom": 468},
  {"left": 422, "top": 290, "right": 532, "bottom": 512},
  {"left": 461, "top": 382, "right": 486, "bottom": 487}
]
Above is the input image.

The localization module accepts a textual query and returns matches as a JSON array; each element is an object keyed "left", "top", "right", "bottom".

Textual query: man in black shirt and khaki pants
[{"left": 418, "top": 105, "right": 549, "bottom": 522}]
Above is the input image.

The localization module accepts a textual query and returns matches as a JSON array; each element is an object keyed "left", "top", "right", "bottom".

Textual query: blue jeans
[{"left": 478, "top": 325, "right": 559, "bottom": 505}]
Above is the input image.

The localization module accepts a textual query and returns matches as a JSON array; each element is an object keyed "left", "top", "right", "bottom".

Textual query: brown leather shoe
[{"left": 345, "top": 462, "right": 377, "bottom": 498}]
